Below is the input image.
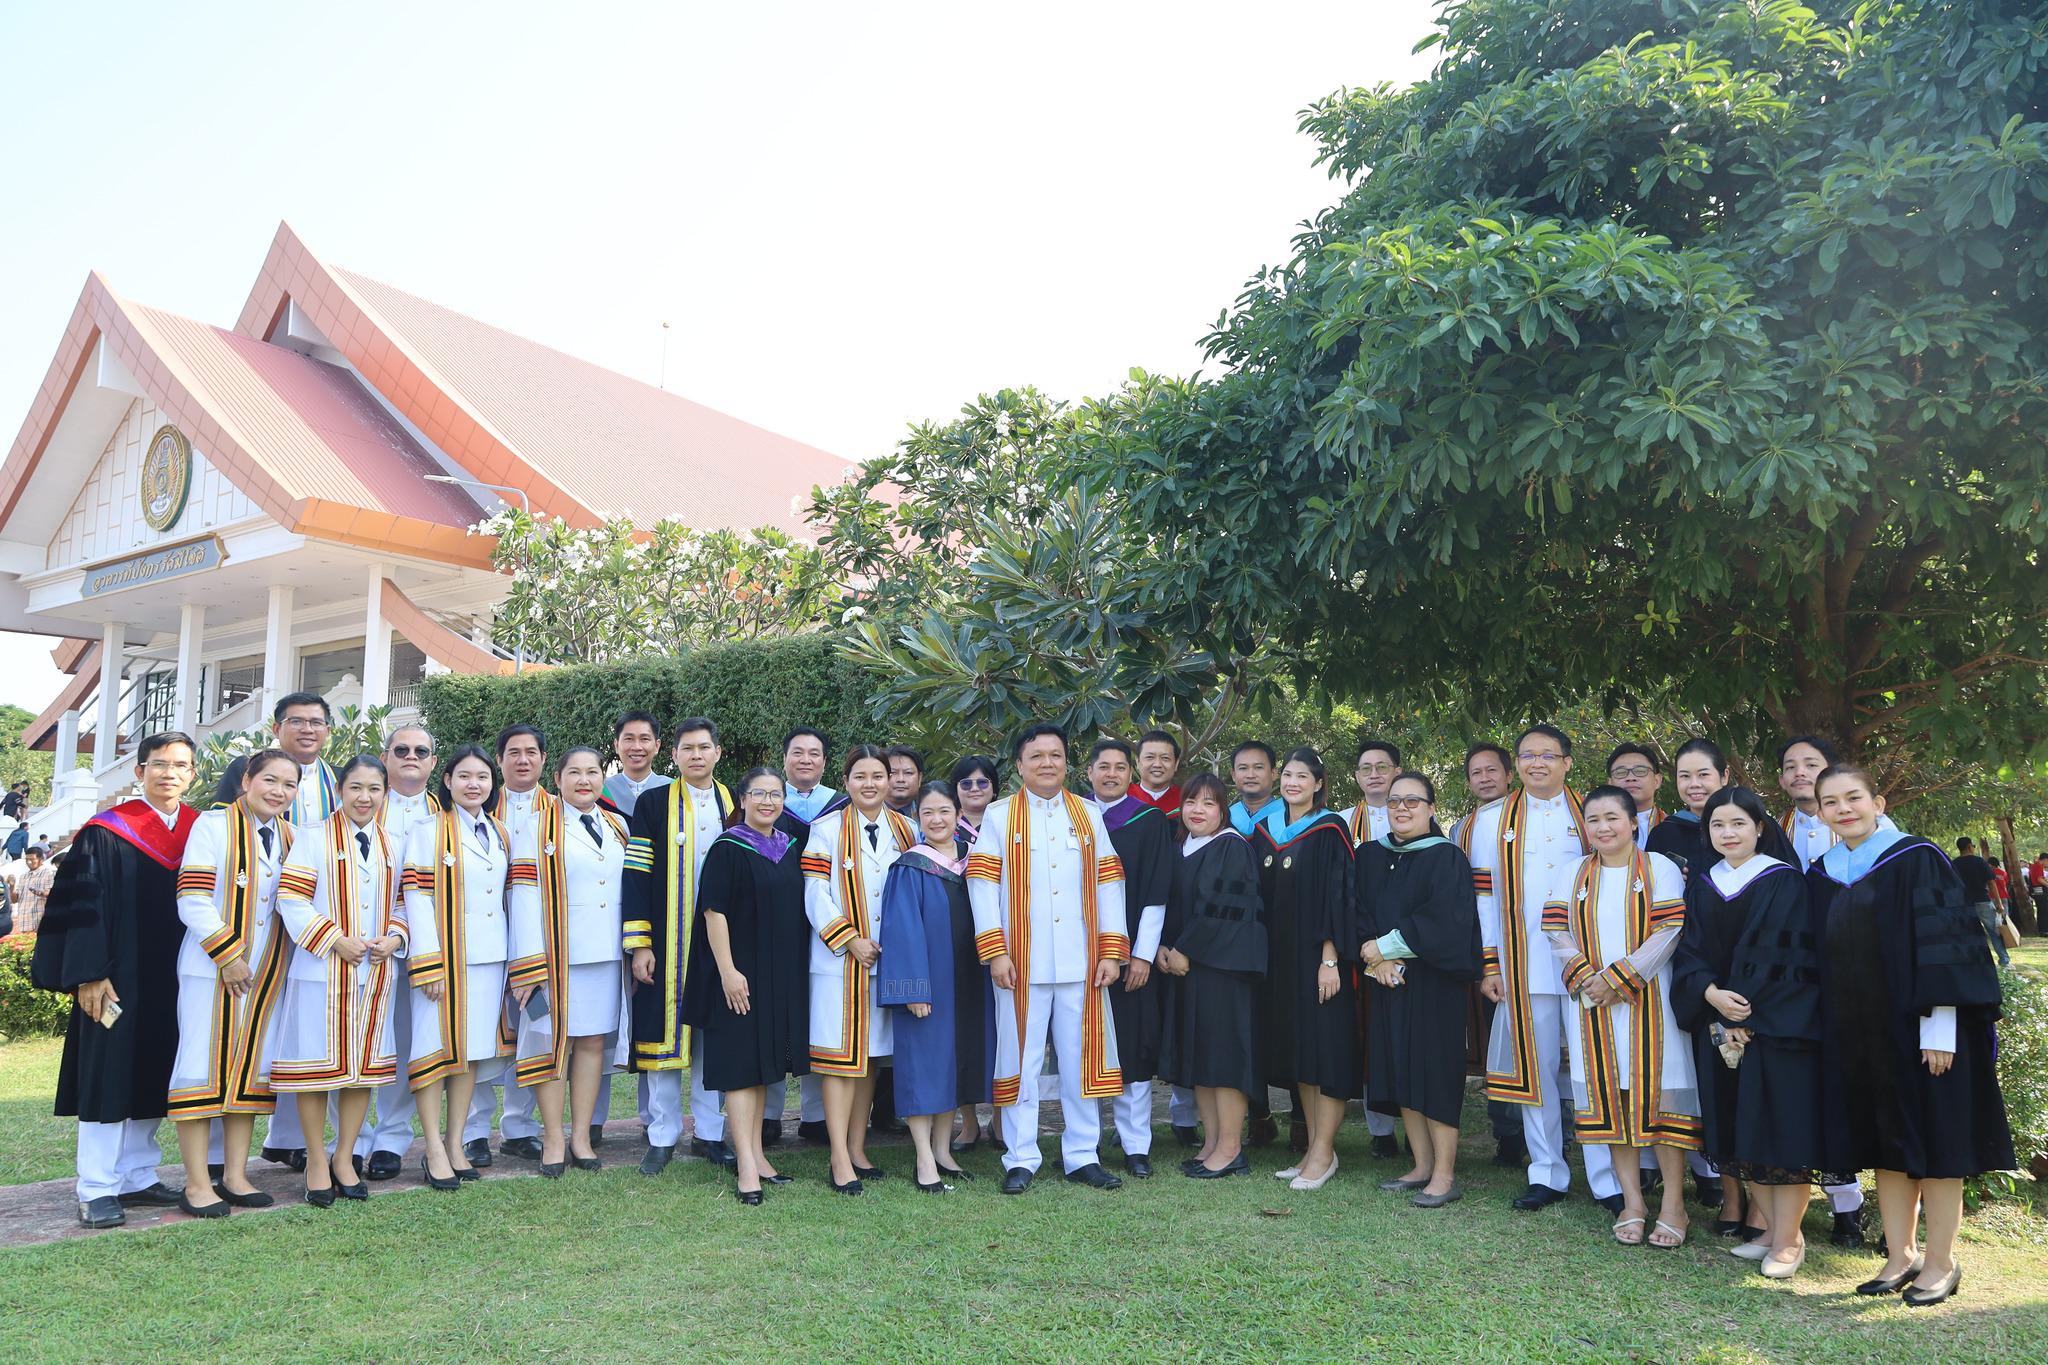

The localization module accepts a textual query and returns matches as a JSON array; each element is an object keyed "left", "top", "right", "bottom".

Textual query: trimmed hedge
[
  {"left": 418, "top": 635, "right": 881, "bottom": 789},
  {"left": 0, "top": 938, "right": 68, "bottom": 1039}
]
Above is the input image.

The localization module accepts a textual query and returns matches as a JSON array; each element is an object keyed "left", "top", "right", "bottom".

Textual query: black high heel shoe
[
  {"left": 571, "top": 1156, "right": 602, "bottom": 1172},
  {"left": 452, "top": 1164, "right": 481, "bottom": 1182},
  {"left": 853, "top": 1164, "right": 887, "bottom": 1181},
  {"left": 829, "top": 1175, "right": 865, "bottom": 1196},
  {"left": 420, "top": 1157, "right": 462, "bottom": 1193},
  {"left": 934, "top": 1163, "right": 975, "bottom": 1183},
  {"left": 538, "top": 1162, "right": 565, "bottom": 1179},
  {"left": 736, "top": 1187, "right": 764, "bottom": 1206},
  {"left": 335, "top": 1180, "right": 369, "bottom": 1201},
  {"left": 762, "top": 1172, "right": 793, "bottom": 1185},
  {"left": 1856, "top": 1258, "right": 1925, "bottom": 1296},
  {"left": 916, "top": 1177, "right": 955, "bottom": 1194},
  {"left": 1714, "top": 1187, "right": 1748, "bottom": 1238},
  {"left": 1902, "top": 1266, "right": 1961, "bottom": 1307},
  {"left": 304, "top": 1184, "right": 337, "bottom": 1208}
]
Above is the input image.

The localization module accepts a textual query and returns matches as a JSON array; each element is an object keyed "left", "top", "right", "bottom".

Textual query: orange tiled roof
[{"left": 235, "top": 222, "right": 854, "bottom": 535}]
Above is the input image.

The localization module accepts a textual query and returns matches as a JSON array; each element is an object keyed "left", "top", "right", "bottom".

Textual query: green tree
[{"left": 1077, "top": 0, "right": 2048, "bottom": 795}]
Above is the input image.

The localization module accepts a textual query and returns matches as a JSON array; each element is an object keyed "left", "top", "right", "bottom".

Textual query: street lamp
[{"left": 427, "top": 474, "right": 530, "bottom": 675}]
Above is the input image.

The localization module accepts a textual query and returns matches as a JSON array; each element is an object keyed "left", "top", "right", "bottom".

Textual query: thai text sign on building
[{"left": 80, "top": 535, "right": 226, "bottom": 598}]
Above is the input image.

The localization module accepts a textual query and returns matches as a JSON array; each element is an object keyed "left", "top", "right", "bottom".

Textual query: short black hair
[
  {"left": 1354, "top": 736, "right": 1403, "bottom": 767},
  {"left": 1088, "top": 737, "right": 1135, "bottom": 766},
  {"left": 1464, "top": 741, "right": 1512, "bottom": 773},
  {"left": 496, "top": 723, "right": 546, "bottom": 758},
  {"left": 948, "top": 755, "right": 1001, "bottom": 796},
  {"left": 1582, "top": 783, "right": 1637, "bottom": 820},
  {"left": 1229, "top": 740, "right": 1277, "bottom": 768},
  {"left": 1136, "top": 729, "right": 1181, "bottom": 758},
  {"left": 884, "top": 744, "right": 925, "bottom": 773},
  {"left": 1515, "top": 723, "right": 1571, "bottom": 758},
  {"left": 672, "top": 717, "right": 719, "bottom": 746},
  {"left": 613, "top": 710, "right": 662, "bottom": 741},
  {"left": 435, "top": 744, "right": 501, "bottom": 811},
  {"left": 240, "top": 747, "right": 300, "bottom": 787},
  {"left": 273, "top": 691, "right": 331, "bottom": 724},
  {"left": 1389, "top": 768, "right": 1437, "bottom": 804},
  {"left": 1605, "top": 741, "right": 1662, "bottom": 774},
  {"left": 136, "top": 730, "right": 197, "bottom": 765},
  {"left": 913, "top": 779, "right": 959, "bottom": 813},
  {"left": 1702, "top": 785, "right": 1770, "bottom": 829},
  {"left": 1776, "top": 734, "right": 1839, "bottom": 768},
  {"left": 782, "top": 726, "right": 831, "bottom": 758},
  {"left": 1956, "top": 837, "right": 1976, "bottom": 853},
  {"left": 1010, "top": 722, "right": 1069, "bottom": 762}
]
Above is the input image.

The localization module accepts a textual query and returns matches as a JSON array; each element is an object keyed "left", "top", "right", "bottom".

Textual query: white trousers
[
  {"left": 643, "top": 1037, "right": 726, "bottom": 1145},
  {"left": 266, "top": 1092, "right": 342, "bottom": 1155},
  {"left": 463, "top": 1062, "right": 541, "bottom": 1144},
  {"left": 764, "top": 1073, "right": 824, "bottom": 1123},
  {"left": 359, "top": 987, "right": 419, "bottom": 1156},
  {"left": 999, "top": 982, "right": 1104, "bottom": 1175},
  {"left": 1112, "top": 1080, "right": 1153, "bottom": 1155},
  {"left": 1364, "top": 1108, "right": 1395, "bottom": 1138},
  {"left": 1825, "top": 1180, "right": 1864, "bottom": 1213},
  {"left": 1515, "top": 993, "right": 1612, "bottom": 1194},
  {"left": 76, "top": 1119, "right": 162, "bottom": 1202},
  {"left": 1168, "top": 1084, "right": 1197, "bottom": 1127}
]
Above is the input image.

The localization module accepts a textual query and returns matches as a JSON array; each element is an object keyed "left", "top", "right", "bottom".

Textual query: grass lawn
[{"left": 1, "top": 1045, "right": 2044, "bottom": 1362}]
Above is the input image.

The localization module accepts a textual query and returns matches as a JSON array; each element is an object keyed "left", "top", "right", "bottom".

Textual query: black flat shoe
[
  {"left": 1063, "top": 1162, "right": 1122, "bottom": 1190},
  {"left": 736, "top": 1188, "right": 763, "bottom": 1206},
  {"left": 452, "top": 1165, "right": 482, "bottom": 1183},
  {"left": 1594, "top": 1194, "right": 1625, "bottom": 1215},
  {"left": 589, "top": 1125, "right": 605, "bottom": 1150},
  {"left": 1184, "top": 1154, "right": 1252, "bottom": 1179},
  {"left": 1180, "top": 1157, "right": 1205, "bottom": 1175},
  {"left": 335, "top": 1181, "right": 368, "bottom": 1201},
  {"left": 213, "top": 1183, "right": 275, "bottom": 1209},
  {"left": 798, "top": 1120, "right": 829, "bottom": 1145},
  {"left": 179, "top": 1193, "right": 230, "bottom": 1219},
  {"left": 1714, "top": 1218, "right": 1744, "bottom": 1237},
  {"left": 538, "top": 1162, "right": 565, "bottom": 1179},
  {"left": 364, "top": 1151, "right": 404, "bottom": 1181},
  {"left": 572, "top": 1156, "right": 603, "bottom": 1172},
  {"left": 853, "top": 1164, "right": 887, "bottom": 1181},
  {"left": 916, "top": 1177, "right": 955, "bottom": 1193},
  {"left": 1856, "top": 1259, "right": 1925, "bottom": 1296},
  {"left": 763, "top": 1173, "right": 793, "bottom": 1185},
  {"left": 829, "top": 1175, "right": 865, "bottom": 1196},
  {"left": 1512, "top": 1184, "right": 1569, "bottom": 1211},
  {"left": 934, "top": 1164, "right": 974, "bottom": 1183},
  {"left": 639, "top": 1145, "right": 675, "bottom": 1176},
  {"left": 1001, "top": 1167, "right": 1033, "bottom": 1195},
  {"left": 118, "top": 1182, "right": 181, "bottom": 1207},
  {"left": 1123, "top": 1154, "right": 1152, "bottom": 1179},
  {"left": 304, "top": 1185, "right": 337, "bottom": 1208},
  {"left": 420, "top": 1158, "right": 462, "bottom": 1192},
  {"left": 500, "top": 1136, "right": 545, "bottom": 1161},
  {"left": 1902, "top": 1266, "right": 1961, "bottom": 1307}
]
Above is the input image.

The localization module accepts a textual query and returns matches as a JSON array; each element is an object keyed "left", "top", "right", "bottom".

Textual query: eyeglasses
[
  {"left": 743, "top": 789, "right": 787, "bottom": 802},
  {"left": 1516, "top": 751, "right": 1563, "bottom": 764},
  {"left": 957, "top": 777, "right": 993, "bottom": 789},
  {"left": 1609, "top": 764, "right": 1654, "bottom": 780},
  {"left": 1386, "top": 795, "right": 1432, "bottom": 810},
  {"left": 1355, "top": 762, "right": 1396, "bottom": 775},
  {"left": 388, "top": 745, "right": 432, "bottom": 759},
  {"left": 143, "top": 759, "right": 194, "bottom": 774},
  {"left": 280, "top": 716, "right": 330, "bottom": 730}
]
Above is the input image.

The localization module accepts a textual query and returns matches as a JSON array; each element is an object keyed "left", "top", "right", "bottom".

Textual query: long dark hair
[
  {"left": 435, "top": 744, "right": 501, "bottom": 813},
  {"left": 1701, "top": 784, "right": 1769, "bottom": 831}
]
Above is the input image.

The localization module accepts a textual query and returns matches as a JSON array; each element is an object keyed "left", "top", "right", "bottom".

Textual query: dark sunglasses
[{"left": 389, "top": 744, "right": 433, "bottom": 759}]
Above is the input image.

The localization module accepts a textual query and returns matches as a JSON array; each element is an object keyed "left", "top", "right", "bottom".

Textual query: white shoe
[
  {"left": 1760, "top": 1247, "right": 1806, "bottom": 1280},
  {"left": 1289, "top": 1156, "right": 1339, "bottom": 1191},
  {"left": 1730, "top": 1239, "right": 1771, "bottom": 1262},
  {"left": 1273, "top": 1166, "right": 1300, "bottom": 1180}
]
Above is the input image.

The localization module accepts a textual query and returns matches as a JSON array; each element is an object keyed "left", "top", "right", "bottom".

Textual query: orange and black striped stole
[
  {"left": 405, "top": 809, "right": 506, "bottom": 1088},
  {"left": 512, "top": 799, "right": 626, "bottom": 1085},
  {"left": 1453, "top": 803, "right": 1497, "bottom": 902},
  {"left": 1483, "top": 789, "right": 1587, "bottom": 1104},
  {"left": 810, "top": 805, "right": 914, "bottom": 1075}
]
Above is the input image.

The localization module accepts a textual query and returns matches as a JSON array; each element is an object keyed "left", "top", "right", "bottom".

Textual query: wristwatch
[{"left": 1321, "top": 957, "right": 1339, "bottom": 968}]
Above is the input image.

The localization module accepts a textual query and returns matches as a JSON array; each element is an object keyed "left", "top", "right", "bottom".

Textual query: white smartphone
[{"left": 99, "top": 999, "right": 122, "bottom": 1028}]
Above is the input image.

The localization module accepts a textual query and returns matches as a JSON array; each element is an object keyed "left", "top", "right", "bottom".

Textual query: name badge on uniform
[
  {"left": 844, "top": 856, "right": 855, "bottom": 870},
  {"left": 1632, "top": 879, "right": 1644, "bottom": 893},
  {"left": 544, "top": 842, "right": 556, "bottom": 857},
  {"left": 1504, "top": 828, "right": 1516, "bottom": 842},
  {"left": 235, "top": 871, "right": 248, "bottom": 888},
  {"left": 1576, "top": 887, "right": 1588, "bottom": 901},
  {"left": 443, "top": 852, "right": 457, "bottom": 867}
]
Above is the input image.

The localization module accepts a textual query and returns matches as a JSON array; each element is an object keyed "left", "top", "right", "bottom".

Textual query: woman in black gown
[
  {"left": 1252, "top": 747, "right": 1358, "bottom": 1193},
  {"left": 1810, "top": 764, "right": 2015, "bottom": 1305},
  {"left": 1356, "top": 771, "right": 1481, "bottom": 1208},
  {"left": 1155, "top": 774, "right": 1266, "bottom": 1179},
  {"left": 1647, "top": 738, "right": 1796, "bottom": 878},
  {"left": 681, "top": 767, "right": 811, "bottom": 1205},
  {"left": 1670, "top": 786, "right": 1832, "bottom": 1280}
]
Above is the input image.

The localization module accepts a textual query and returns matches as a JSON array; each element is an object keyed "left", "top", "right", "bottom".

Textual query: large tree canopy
[{"left": 1076, "top": 0, "right": 2048, "bottom": 781}]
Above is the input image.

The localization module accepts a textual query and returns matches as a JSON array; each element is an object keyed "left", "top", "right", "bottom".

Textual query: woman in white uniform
[
  {"left": 507, "top": 746, "right": 629, "bottom": 1176},
  {"left": 169, "top": 749, "right": 300, "bottom": 1217},
  {"left": 801, "top": 744, "right": 913, "bottom": 1192},
  {"left": 404, "top": 744, "right": 512, "bottom": 1190},
  {"left": 1543, "top": 784, "right": 1699, "bottom": 1249},
  {"left": 272, "top": 756, "right": 407, "bottom": 1206}
]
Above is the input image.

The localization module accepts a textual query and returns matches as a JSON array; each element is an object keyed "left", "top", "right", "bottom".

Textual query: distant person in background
[
  {"left": 2028, "top": 852, "right": 2048, "bottom": 922},
  {"left": 3, "top": 781, "right": 31, "bottom": 859},
  {"left": 1132, "top": 730, "right": 1184, "bottom": 821},
  {"left": 885, "top": 746, "right": 925, "bottom": 818},
  {"left": 947, "top": 755, "right": 1001, "bottom": 850},
  {"left": 1951, "top": 838, "right": 2007, "bottom": 968},
  {"left": 603, "top": 710, "right": 669, "bottom": 817},
  {"left": 15, "top": 844, "right": 55, "bottom": 935}
]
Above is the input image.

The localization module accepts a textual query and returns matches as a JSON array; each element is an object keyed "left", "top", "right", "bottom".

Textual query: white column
[
  {"left": 361, "top": 564, "right": 391, "bottom": 709},
  {"left": 54, "top": 709, "right": 80, "bottom": 775},
  {"left": 94, "top": 621, "right": 126, "bottom": 766},
  {"left": 262, "top": 584, "right": 295, "bottom": 719},
  {"left": 173, "top": 603, "right": 205, "bottom": 735}
]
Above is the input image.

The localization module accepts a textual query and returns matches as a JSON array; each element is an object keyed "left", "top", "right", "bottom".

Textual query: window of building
[
  {"left": 300, "top": 640, "right": 366, "bottom": 696},
  {"left": 212, "top": 656, "right": 262, "bottom": 720}
]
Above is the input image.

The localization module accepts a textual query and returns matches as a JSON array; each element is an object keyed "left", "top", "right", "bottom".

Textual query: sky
[{"left": 0, "top": 0, "right": 1442, "bottom": 714}]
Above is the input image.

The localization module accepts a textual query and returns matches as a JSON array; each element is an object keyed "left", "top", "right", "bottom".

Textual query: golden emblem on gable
[{"left": 140, "top": 425, "right": 193, "bottom": 532}]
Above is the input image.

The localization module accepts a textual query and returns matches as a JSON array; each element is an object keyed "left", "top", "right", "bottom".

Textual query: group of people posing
[{"left": 29, "top": 694, "right": 2016, "bottom": 1305}]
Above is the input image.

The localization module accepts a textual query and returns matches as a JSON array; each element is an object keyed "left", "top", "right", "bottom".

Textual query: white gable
[{"left": 46, "top": 398, "right": 261, "bottom": 571}]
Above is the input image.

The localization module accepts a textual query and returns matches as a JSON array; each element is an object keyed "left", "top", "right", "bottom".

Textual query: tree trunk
[{"left": 1996, "top": 815, "right": 2035, "bottom": 936}]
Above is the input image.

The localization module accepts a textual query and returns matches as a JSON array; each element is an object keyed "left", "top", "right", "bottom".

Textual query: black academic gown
[
  {"left": 1809, "top": 838, "right": 2014, "bottom": 1179},
  {"left": 1647, "top": 810, "right": 1796, "bottom": 881},
  {"left": 1157, "top": 832, "right": 1266, "bottom": 1098},
  {"left": 1670, "top": 860, "right": 1826, "bottom": 1176},
  {"left": 1104, "top": 801, "right": 1176, "bottom": 1081},
  {"left": 623, "top": 783, "right": 732, "bottom": 1070},
  {"left": 679, "top": 833, "right": 811, "bottom": 1092},
  {"left": 1355, "top": 838, "right": 1482, "bottom": 1127},
  {"left": 1253, "top": 813, "right": 1361, "bottom": 1101},
  {"left": 29, "top": 805, "right": 196, "bottom": 1123}
]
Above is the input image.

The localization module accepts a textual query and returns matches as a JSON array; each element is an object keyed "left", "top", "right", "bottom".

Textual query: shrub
[
  {"left": 419, "top": 636, "right": 879, "bottom": 788},
  {"left": 0, "top": 938, "right": 68, "bottom": 1040},
  {"left": 1987, "top": 965, "right": 2048, "bottom": 1197}
]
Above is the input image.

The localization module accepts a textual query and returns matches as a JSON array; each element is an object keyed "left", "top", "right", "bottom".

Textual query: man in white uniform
[{"left": 463, "top": 724, "right": 548, "bottom": 1166}]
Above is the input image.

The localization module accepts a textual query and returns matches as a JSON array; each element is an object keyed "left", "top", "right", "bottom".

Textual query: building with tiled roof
[{"left": 0, "top": 222, "right": 853, "bottom": 836}]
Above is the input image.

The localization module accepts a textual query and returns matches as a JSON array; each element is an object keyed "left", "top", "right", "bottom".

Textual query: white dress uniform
[
  {"left": 967, "top": 791, "right": 1130, "bottom": 1176},
  {"left": 168, "top": 807, "right": 291, "bottom": 1120},
  {"left": 405, "top": 809, "right": 512, "bottom": 1087},
  {"left": 271, "top": 816, "right": 407, "bottom": 1090},
  {"left": 356, "top": 788, "right": 440, "bottom": 1160},
  {"left": 467, "top": 788, "right": 544, "bottom": 1144},
  {"left": 801, "top": 806, "right": 912, "bottom": 1073},
  {"left": 507, "top": 799, "right": 630, "bottom": 1072}
]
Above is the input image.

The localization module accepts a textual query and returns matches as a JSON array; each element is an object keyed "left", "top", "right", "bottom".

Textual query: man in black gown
[{"left": 31, "top": 732, "right": 200, "bottom": 1227}]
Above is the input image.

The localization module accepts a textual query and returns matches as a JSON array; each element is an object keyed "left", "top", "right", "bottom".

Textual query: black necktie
[
  {"left": 582, "top": 812, "right": 602, "bottom": 848},
  {"left": 865, "top": 821, "right": 879, "bottom": 851},
  {"left": 259, "top": 826, "right": 274, "bottom": 857},
  {"left": 357, "top": 830, "right": 371, "bottom": 860}
]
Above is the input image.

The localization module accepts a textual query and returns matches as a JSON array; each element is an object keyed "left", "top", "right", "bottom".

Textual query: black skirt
[
  {"left": 1158, "top": 965, "right": 1260, "bottom": 1098},
  {"left": 1364, "top": 966, "right": 1469, "bottom": 1127}
]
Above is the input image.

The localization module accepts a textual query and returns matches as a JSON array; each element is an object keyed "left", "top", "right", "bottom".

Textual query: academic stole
[
  {"left": 1347, "top": 803, "right": 1375, "bottom": 846},
  {"left": 1780, "top": 806, "right": 1838, "bottom": 864},
  {"left": 406, "top": 809, "right": 510, "bottom": 1088},
  {"left": 992, "top": 791, "right": 1127, "bottom": 1103},
  {"left": 628, "top": 779, "right": 730, "bottom": 1069},
  {"left": 809, "top": 806, "right": 914, "bottom": 1074},
  {"left": 1545, "top": 853, "right": 1696, "bottom": 1147},
  {"left": 511, "top": 798, "right": 625, "bottom": 1085},
  {"left": 1453, "top": 800, "right": 1499, "bottom": 900},
  {"left": 293, "top": 761, "right": 340, "bottom": 826},
  {"left": 273, "top": 815, "right": 401, "bottom": 1086},
  {"left": 1483, "top": 788, "right": 1586, "bottom": 1106},
  {"left": 168, "top": 803, "right": 294, "bottom": 1117}
]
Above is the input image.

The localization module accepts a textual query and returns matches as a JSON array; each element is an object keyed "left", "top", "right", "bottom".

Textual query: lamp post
[{"left": 427, "top": 475, "right": 530, "bottom": 674}]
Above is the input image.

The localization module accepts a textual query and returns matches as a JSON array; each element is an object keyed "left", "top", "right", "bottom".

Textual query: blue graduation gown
[{"left": 876, "top": 852, "right": 995, "bottom": 1117}]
